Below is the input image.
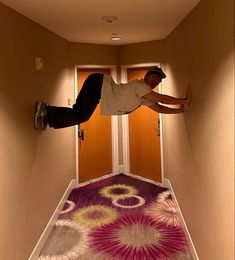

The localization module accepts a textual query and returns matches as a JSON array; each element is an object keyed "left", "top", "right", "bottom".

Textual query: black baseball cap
[{"left": 147, "top": 67, "right": 166, "bottom": 79}]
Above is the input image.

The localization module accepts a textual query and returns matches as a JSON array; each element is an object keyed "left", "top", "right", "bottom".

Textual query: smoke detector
[{"left": 102, "top": 16, "right": 118, "bottom": 23}]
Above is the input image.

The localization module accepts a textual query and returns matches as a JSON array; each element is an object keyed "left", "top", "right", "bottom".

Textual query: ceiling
[{"left": 1, "top": 0, "right": 200, "bottom": 45}]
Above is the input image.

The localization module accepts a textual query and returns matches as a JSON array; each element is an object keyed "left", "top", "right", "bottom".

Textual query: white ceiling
[{"left": 1, "top": 0, "right": 200, "bottom": 45}]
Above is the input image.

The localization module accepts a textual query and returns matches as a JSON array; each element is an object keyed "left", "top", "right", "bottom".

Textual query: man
[{"left": 34, "top": 67, "right": 191, "bottom": 130}]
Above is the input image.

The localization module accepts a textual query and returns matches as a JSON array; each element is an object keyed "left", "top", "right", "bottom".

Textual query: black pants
[{"left": 47, "top": 73, "right": 104, "bottom": 129}]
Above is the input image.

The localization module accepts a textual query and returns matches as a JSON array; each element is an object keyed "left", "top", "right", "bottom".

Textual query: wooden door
[
  {"left": 128, "top": 68, "right": 162, "bottom": 182},
  {"left": 77, "top": 68, "right": 112, "bottom": 181}
]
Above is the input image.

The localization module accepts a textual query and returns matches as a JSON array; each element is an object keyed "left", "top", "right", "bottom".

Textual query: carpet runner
[{"left": 38, "top": 173, "right": 193, "bottom": 260}]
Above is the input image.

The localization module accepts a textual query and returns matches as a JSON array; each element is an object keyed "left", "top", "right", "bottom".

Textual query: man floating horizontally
[{"left": 34, "top": 67, "right": 191, "bottom": 130}]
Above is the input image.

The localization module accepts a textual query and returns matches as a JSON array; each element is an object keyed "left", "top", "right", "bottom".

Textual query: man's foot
[{"left": 34, "top": 102, "right": 48, "bottom": 130}]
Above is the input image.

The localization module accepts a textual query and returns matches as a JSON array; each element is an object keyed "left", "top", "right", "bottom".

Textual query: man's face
[{"left": 144, "top": 74, "right": 162, "bottom": 89}]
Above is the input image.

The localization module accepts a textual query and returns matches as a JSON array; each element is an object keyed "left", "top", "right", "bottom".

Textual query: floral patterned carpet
[{"left": 38, "top": 173, "right": 193, "bottom": 260}]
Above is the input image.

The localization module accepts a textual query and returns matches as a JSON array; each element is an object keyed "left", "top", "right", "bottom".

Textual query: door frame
[
  {"left": 121, "top": 63, "right": 165, "bottom": 183},
  {"left": 74, "top": 65, "right": 119, "bottom": 184}
]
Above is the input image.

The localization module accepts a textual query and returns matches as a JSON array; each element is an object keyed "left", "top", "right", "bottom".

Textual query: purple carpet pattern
[{"left": 38, "top": 173, "right": 193, "bottom": 259}]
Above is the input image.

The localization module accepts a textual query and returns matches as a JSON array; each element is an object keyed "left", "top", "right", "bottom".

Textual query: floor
[{"left": 37, "top": 173, "right": 194, "bottom": 260}]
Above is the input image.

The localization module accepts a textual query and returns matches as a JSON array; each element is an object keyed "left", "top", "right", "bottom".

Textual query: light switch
[{"left": 35, "top": 57, "right": 44, "bottom": 70}]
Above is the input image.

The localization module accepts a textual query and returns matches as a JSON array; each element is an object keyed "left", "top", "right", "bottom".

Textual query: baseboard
[
  {"left": 164, "top": 178, "right": 199, "bottom": 260},
  {"left": 118, "top": 164, "right": 124, "bottom": 173},
  {"left": 28, "top": 179, "right": 77, "bottom": 260},
  {"left": 127, "top": 172, "right": 164, "bottom": 187}
]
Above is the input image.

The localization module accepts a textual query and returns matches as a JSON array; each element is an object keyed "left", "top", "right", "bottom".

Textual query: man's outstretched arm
[
  {"left": 149, "top": 103, "right": 184, "bottom": 114},
  {"left": 144, "top": 87, "right": 191, "bottom": 105}
]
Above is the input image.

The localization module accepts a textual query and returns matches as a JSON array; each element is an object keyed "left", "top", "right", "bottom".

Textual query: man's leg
[
  {"left": 34, "top": 102, "right": 80, "bottom": 130},
  {"left": 73, "top": 73, "right": 104, "bottom": 122},
  {"left": 34, "top": 73, "right": 104, "bottom": 130},
  {"left": 46, "top": 106, "right": 82, "bottom": 129}
]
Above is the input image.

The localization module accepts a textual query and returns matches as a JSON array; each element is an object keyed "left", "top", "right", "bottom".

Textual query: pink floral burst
[
  {"left": 145, "top": 199, "right": 180, "bottom": 227},
  {"left": 90, "top": 213, "right": 189, "bottom": 260}
]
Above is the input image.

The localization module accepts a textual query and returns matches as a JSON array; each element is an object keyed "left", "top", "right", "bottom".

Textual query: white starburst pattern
[{"left": 38, "top": 220, "right": 89, "bottom": 260}]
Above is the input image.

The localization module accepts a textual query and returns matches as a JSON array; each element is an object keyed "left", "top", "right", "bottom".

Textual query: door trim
[
  {"left": 120, "top": 63, "right": 165, "bottom": 183},
  {"left": 74, "top": 65, "right": 118, "bottom": 184}
]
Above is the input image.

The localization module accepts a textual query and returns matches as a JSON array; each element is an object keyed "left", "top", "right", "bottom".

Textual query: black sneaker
[{"left": 34, "top": 102, "right": 48, "bottom": 130}]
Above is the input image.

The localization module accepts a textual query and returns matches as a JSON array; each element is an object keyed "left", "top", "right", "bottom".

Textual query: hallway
[{"left": 0, "top": 0, "right": 233, "bottom": 259}]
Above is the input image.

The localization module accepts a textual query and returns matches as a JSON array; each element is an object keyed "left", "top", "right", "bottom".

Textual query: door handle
[
  {"left": 78, "top": 128, "right": 85, "bottom": 141},
  {"left": 156, "top": 117, "right": 160, "bottom": 136}
]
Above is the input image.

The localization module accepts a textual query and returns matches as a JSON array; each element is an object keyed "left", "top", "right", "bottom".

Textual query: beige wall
[
  {"left": 69, "top": 40, "right": 166, "bottom": 67},
  {"left": 69, "top": 42, "right": 118, "bottom": 66},
  {"left": 0, "top": 4, "right": 75, "bottom": 260},
  {"left": 119, "top": 40, "right": 166, "bottom": 65},
  {"left": 164, "top": 0, "right": 234, "bottom": 259}
]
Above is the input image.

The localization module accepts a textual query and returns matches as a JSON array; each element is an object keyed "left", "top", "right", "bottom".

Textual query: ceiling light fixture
[
  {"left": 111, "top": 36, "right": 121, "bottom": 41},
  {"left": 111, "top": 33, "right": 121, "bottom": 41}
]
